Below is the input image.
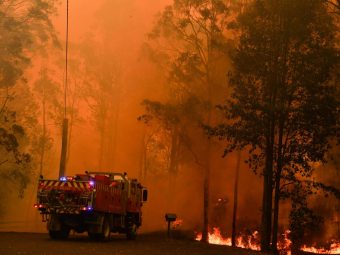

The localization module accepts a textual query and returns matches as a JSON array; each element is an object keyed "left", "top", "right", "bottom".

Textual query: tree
[
  {"left": 138, "top": 97, "right": 205, "bottom": 208},
  {"left": 0, "top": 0, "right": 58, "bottom": 89},
  {"left": 139, "top": 100, "right": 182, "bottom": 180},
  {"left": 33, "top": 67, "right": 63, "bottom": 175},
  {"left": 147, "top": 0, "right": 233, "bottom": 242},
  {"left": 326, "top": 0, "right": 340, "bottom": 14},
  {"left": 0, "top": 0, "right": 58, "bottom": 207},
  {"left": 79, "top": 38, "right": 122, "bottom": 170},
  {"left": 288, "top": 182, "right": 324, "bottom": 253},
  {"left": 231, "top": 150, "right": 241, "bottom": 247},
  {"left": 211, "top": 0, "right": 339, "bottom": 251}
]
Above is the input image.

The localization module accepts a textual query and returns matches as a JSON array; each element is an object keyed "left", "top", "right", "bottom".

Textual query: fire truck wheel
[
  {"left": 126, "top": 223, "right": 137, "bottom": 240},
  {"left": 88, "top": 218, "right": 110, "bottom": 241},
  {"left": 101, "top": 218, "right": 110, "bottom": 241}
]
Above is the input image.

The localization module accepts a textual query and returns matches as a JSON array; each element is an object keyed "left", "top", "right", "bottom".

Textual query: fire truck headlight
[{"left": 89, "top": 181, "right": 95, "bottom": 187}]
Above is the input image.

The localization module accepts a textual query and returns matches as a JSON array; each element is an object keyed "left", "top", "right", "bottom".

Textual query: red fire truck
[{"left": 34, "top": 172, "right": 148, "bottom": 240}]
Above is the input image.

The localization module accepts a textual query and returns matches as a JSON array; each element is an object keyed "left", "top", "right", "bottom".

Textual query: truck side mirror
[{"left": 142, "top": 189, "right": 148, "bottom": 202}]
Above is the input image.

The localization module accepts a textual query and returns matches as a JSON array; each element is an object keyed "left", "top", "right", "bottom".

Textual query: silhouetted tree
[
  {"left": 33, "top": 66, "right": 65, "bottom": 175},
  {"left": 138, "top": 98, "right": 205, "bottom": 208},
  {"left": 210, "top": 0, "right": 339, "bottom": 251},
  {"left": 147, "top": 0, "right": 233, "bottom": 242},
  {"left": 288, "top": 182, "right": 323, "bottom": 254},
  {"left": 0, "top": 0, "right": 58, "bottom": 211},
  {"left": 80, "top": 38, "right": 122, "bottom": 170}
]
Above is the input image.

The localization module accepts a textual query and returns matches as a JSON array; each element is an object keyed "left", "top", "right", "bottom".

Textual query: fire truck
[{"left": 34, "top": 172, "right": 148, "bottom": 240}]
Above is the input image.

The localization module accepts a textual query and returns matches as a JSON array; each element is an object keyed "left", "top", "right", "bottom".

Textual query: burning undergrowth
[
  {"left": 195, "top": 227, "right": 261, "bottom": 250},
  {"left": 194, "top": 227, "right": 340, "bottom": 254}
]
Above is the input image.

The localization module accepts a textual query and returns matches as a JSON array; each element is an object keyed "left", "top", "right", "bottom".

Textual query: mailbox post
[{"left": 165, "top": 213, "right": 177, "bottom": 237}]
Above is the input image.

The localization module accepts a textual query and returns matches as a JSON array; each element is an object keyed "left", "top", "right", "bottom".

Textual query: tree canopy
[
  {"left": 0, "top": 0, "right": 58, "bottom": 206},
  {"left": 210, "top": 0, "right": 339, "bottom": 251}
]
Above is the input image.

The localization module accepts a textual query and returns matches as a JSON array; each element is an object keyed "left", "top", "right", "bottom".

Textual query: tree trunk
[
  {"left": 272, "top": 116, "right": 284, "bottom": 253},
  {"left": 106, "top": 90, "right": 120, "bottom": 169},
  {"left": 39, "top": 77, "right": 46, "bottom": 176},
  {"left": 272, "top": 1, "right": 289, "bottom": 250},
  {"left": 261, "top": 7, "right": 281, "bottom": 246},
  {"left": 139, "top": 129, "right": 146, "bottom": 181},
  {"left": 98, "top": 106, "right": 107, "bottom": 170},
  {"left": 261, "top": 118, "right": 275, "bottom": 251},
  {"left": 272, "top": 176, "right": 281, "bottom": 253},
  {"left": 201, "top": 139, "right": 211, "bottom": 243},
  {"left": 261, "top": 161, "right": 273, "bottom": 251},
  {"left": 98, "top": 127, "right": 105, "bottom": 170},
  {"left": 232, "top": 150, "right": 241, "bottom": 247},
  {"left": 168, "top": 128, "right": 179, "bottom": 210}
]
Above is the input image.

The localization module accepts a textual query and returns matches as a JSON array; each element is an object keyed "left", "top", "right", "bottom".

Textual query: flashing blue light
[
  {"left": 89, "top": 181, "right": 95, "bottom": 186},
  {"left": 87, "top": 206, "right": 93, "bottom": 211},
  {"left": 60, "top": 176, "right": 67, "bottom": 182}
]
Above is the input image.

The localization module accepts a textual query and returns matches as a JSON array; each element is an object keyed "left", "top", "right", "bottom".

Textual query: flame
[
  {"left": 301, "top": 242, "right": 340, "bottom": 254},
  {"left": 195, "top": 228, "right": 340, "bottom": 254},
  {"left": 277, "top": 230, "right": 292, "bottom": 250},
  {"left": 195, "top": 227, "right": 260, "bottom": 250},
  {"left": 172, "top": 219, "right": 183, "bottom": 229}
]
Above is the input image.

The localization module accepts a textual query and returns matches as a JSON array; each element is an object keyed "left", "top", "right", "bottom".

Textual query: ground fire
[
  {"left": 195, "top": 227, "right": 261, "bottom": 250},
  {"left": 195, "top": 227, "right": 340, "bottom": 254}
]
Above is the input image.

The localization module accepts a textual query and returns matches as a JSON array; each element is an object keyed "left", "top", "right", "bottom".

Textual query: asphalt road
[{"left": 0, "top": 232, "right": 263, "bottom": 255}]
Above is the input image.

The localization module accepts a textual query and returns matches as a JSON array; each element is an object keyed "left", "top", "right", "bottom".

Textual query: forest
[{"left": 0, "top": 0, "right": 339, "bottom": 254}]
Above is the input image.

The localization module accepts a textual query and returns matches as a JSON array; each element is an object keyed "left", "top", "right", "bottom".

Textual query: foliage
[
  {"left": 148, "top": 0, "right": 233, "bottom": 104},
  {"left": 0, "top": 0, "right": 59, "bottom": 88},
  {"left": 215, "top": 0, "right": 338, "bottom": 170},
  {"left": 138, "top": 97, "right": 205, "bottom": 176},
  {"left": 0, "top": 106, "right": 32, "bottom": 197},
  {"left": 76, "top": 36, "right": 122, "bottom": 170},
  {"left": 0, "top": 0, "right": 58, "bottom": 203},
  {"left": 209, "top": 0, "right": 339, "bottom": 250},
  {"left": 289, "top": 182, "right": 323, "bottom": 250},
  {"left": 144, "top": 0, "right": 236, "bottom": 166},
  {"left": 326, "top": 0, "right": 340, "bottom": 15},
  {"left": 145, "top": 0, "right": 241, "bottom": 242}
]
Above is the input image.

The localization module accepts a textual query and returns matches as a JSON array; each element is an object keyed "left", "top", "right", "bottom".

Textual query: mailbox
[
  {"left": 165, "top": 213, "right": 177, "bottom": 222},
  {"left": 165, "top": 213, "right": 177, "bottom": 237}
]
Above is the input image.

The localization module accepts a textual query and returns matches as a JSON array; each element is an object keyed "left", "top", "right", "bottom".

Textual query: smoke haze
[{"left": 0, "top": 1, "right": 338, "bottom": 242}]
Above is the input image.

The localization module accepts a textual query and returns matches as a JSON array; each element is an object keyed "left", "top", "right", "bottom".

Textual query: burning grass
[
  {"left": 301, "top": 242, "right": 340, "bottom": 254},
  {"left": 195, "top": 227, "right": 340, "bottom": 255},
  {"left": 195, "top": 228, "right": 260, "bottom": 250}
]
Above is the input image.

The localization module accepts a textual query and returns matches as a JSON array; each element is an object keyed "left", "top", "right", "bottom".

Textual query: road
[{"left": 0, "top": 232, "right": 263, "bottom": 255}]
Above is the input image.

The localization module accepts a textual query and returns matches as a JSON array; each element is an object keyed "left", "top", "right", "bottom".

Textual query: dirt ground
[{"left": 0, "top": 231, "right": 264, "bottom": 255}]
